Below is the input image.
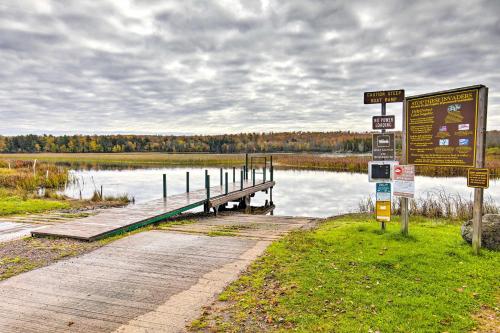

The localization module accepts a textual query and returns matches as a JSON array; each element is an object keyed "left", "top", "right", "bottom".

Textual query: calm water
[{"left": 63, "top": 167, "right": 500, "bottom": 217}]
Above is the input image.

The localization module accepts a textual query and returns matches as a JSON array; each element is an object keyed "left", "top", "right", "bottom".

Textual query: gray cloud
[{"left": 0, "top": 0, "right": 499, "bottom": 135}]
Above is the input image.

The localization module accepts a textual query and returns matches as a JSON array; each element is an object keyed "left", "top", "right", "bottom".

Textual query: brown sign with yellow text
[
  {"left": 467, "top": 168, "right": 489, "bottom": 189},
  {"left": 364, "top": 90, "right": 405, "bottom": 104},
  {"left": 406, "top": 88, "right": 479, "bottom": 167}
]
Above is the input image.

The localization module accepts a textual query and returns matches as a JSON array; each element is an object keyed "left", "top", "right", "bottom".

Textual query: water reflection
[{"left": 63, "top": 167, "right": 499, "bottom": 218}]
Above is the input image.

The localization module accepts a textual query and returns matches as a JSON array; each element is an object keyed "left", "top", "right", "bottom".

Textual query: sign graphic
[
  {"left": 393, "top": 165, "right": 415, "bottom": 198},
  {"left": 364, "top": 90, "right": 405, "bottom": 104},
  {"left": 372, "top": 115, "right": 395, "bottom": 130},
  {"left": 372, "top": 133, "right": 395, "bottom": 160},
  {"left": 467, "top": 168, "right": 489, "bottom": 189},
  {"left": 406, "top": 88, "right": 479, "bottom": 167}
]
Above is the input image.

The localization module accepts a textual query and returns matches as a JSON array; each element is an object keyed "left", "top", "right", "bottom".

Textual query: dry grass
[{"left": 358, "top": 188, "right": 499, "bottom": 221}]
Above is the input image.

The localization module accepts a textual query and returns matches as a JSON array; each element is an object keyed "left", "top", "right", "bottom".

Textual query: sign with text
[
  {"left": 364, "top": 90, "right": 405, "bottom": 104},
  {"left": 376, "top": 201, "right": 391, "bottom": 222},
  {"left": 373, "top": 115, "right": 395, "bottom": 130},
  {"left": 467, "top": 168, "right": 489, "bottom": 189},
  {"left": 393, "top": 165, "right": 415, "bottom": 198},
  {"left": 376, "top": 183, "right": 391, "bottom": 201},
  {"left": 406, "top": 88, "right": 480, "bottom": 167},
  {"left": 372, "top": 133, "right": 395, "bottom": 161}
]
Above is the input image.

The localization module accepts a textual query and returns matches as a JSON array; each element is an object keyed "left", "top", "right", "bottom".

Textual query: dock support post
[
  {"left": 225, "top": 172, "right": 228, "bottom": 194},
  {"left": 270, "top": 187, "right": 273, "bottom": 205},
  {"left": 263, "top": 167, "right": 266, "bottom": 183},
  {"left": 206, "top": 175, "right": 210, "bottom": 200},
  {"left": 270, "top": 166, "right": 274, "bottom": 181},
  {"left": 252, "top": 169, "right": 256, "bottom": 186},
  {"left": 220, "top": 168, "right": 223, "bottom": 186},
  {"left": 245, "top": 153, "right": 249, "bottom": 179},
  {"left": 240, "top": 170, "right": 244, "bottom": 190},
  {"left": 162, "top": 174, "right": 167, "bottom": 198},
  {"left": 100, "top": 185, "right": 103, "bottom": 200},
  {"left": 232, "top": 167, "right": 235, "bottom": 182},
  {"left": 205, "top": 170, "right": 208, "bottom": 188},
  {"left": 186, "top": 172, "right": 190, "bottom": 193}
]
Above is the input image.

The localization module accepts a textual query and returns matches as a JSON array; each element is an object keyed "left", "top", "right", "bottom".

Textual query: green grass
[
  {"left": 193, "top": 214, "right": 500, "bottom": 332},
  {"left": 0, "top": 196, "right": 70, "bottom": 216}
]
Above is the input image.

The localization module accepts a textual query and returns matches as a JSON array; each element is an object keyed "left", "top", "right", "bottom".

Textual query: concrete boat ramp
[{"left": 0, "top": 214, "right": 316, "bottom": 332}]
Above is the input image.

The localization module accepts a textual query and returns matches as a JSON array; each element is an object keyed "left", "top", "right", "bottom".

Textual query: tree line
[{"left": 0, "top": 131, "right": 498, "bottom": 154}]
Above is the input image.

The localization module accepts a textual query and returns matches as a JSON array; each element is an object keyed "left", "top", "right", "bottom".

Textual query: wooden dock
[{"left": 31, "top": 180, "right": 275, "bottom": 241}]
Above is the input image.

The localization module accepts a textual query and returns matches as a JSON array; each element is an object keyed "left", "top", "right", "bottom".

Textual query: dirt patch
[
  {"left": 472, "top": 305, "right": 500, "bottom": 333},
  {"left": 0, "top": 237, "right": 102, "bottom": 280}
]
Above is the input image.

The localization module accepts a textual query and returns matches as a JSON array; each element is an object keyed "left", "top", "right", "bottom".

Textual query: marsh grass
[{"left": 2, "top": 152, "right": 499, "bottom": 176}]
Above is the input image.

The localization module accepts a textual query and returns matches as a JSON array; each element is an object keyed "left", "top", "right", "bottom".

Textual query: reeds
[
  {"left": 0, "top": 161, "right": 70, "bottom": 191},
  {"left": 358, "top": 188, "right": 499, "bottom": 221}
]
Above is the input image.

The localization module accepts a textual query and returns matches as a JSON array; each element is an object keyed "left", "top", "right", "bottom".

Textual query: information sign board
[
  {"left": 406, "top": 87, "right": 480, "bottom": 167},
  {"left": 467, "top": 168, "right": 489, "bottom": 189},
  {"left": 376, "top": 183, "right": 391, "bottom": 201},
  {"left": 393, "top": 165, "right": 415, "bottom": 198},
  {"left": 373, "top": 133, "right": 395, "bottom": 161},
  {"left": 373, "top": 115, "right": 395, "bottom": 130},
  {"left": 376, "top": 201, "right": 391, "bottom": 222}
]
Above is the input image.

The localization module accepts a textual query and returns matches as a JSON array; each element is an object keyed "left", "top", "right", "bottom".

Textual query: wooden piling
[{"left": 162, "top": 174, "right": 167, "bottom": 198}]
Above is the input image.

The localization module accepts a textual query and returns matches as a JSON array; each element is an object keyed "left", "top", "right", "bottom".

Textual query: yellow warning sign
[{"left": 376, "top": 201, "right": 391, "bottom": 222}]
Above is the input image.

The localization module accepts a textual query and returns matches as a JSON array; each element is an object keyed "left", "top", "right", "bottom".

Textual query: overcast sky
[{"left": 1, "top": 0, "right": 499, "bottom": 135}]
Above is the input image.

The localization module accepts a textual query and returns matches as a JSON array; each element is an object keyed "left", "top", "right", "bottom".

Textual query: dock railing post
[
  {"left": 263, "top": 167, "right": 266, "bottom": 183},
  {"left": 220, "top": 168, "right": 223, "bottom": 186},
  {"left": 225, "top": 172, "right": 228, "bottom": 194},
  {"left": 270, "top": 165, "right": 274, "bottom": 181},
  {"left": 232, "top": 167, "right": 235, "bottom": 182},
  {"left": 252, "top": 169, "right": 255, "bottom": 186},
  {"left": 162, "top": 174, "right": 167, "bottom": 198},
  {"left": 205, "top": 170, "right": 208, "bottom": 188},
  {"left": 186, "top": 171, "right": 190, "bottom": 193},
  {"left": 240, "top": 170, "right": 244, "bottom": 190}
]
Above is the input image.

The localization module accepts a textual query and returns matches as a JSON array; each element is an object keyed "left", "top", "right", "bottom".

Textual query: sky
[{"left": 1, "top": 0, "right": 499, "bottom": 136}]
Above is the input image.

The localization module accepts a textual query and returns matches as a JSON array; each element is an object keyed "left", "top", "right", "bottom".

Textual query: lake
[{"left": 63, "top": 167, "right": 500, "bottom": 217}]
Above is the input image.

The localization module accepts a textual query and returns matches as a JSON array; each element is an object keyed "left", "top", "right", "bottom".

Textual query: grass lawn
[
  {"left": 0, "top": 196, "right": 70, "bottom": 216},
  {"left": 191, "top": 214, "right": 500, "bottom": 332}
]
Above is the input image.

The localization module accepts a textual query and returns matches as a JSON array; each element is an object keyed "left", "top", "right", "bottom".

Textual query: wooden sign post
[{"left": 404, "top": 85, "right": 488, "bottom": 252}]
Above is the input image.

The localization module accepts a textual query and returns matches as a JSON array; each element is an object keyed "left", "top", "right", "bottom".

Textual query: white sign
[{"left": 393, "top": 165, "right": 415, "bottom": 198}]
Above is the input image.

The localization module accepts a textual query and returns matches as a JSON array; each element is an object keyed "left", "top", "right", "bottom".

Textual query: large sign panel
[
  {"left": 373, "top": 133, "right": 395, "bottom": 161},
  {"left": 406, "top": 88, "right": 479, "bottom": 167},
  {"left": 364, "top": 90, "right": 405, "bottom": 104}
]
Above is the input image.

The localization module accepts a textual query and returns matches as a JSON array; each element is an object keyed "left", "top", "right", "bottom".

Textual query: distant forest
[{"left": 0, "top": 131, "right": 499, "bottom": 154}]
